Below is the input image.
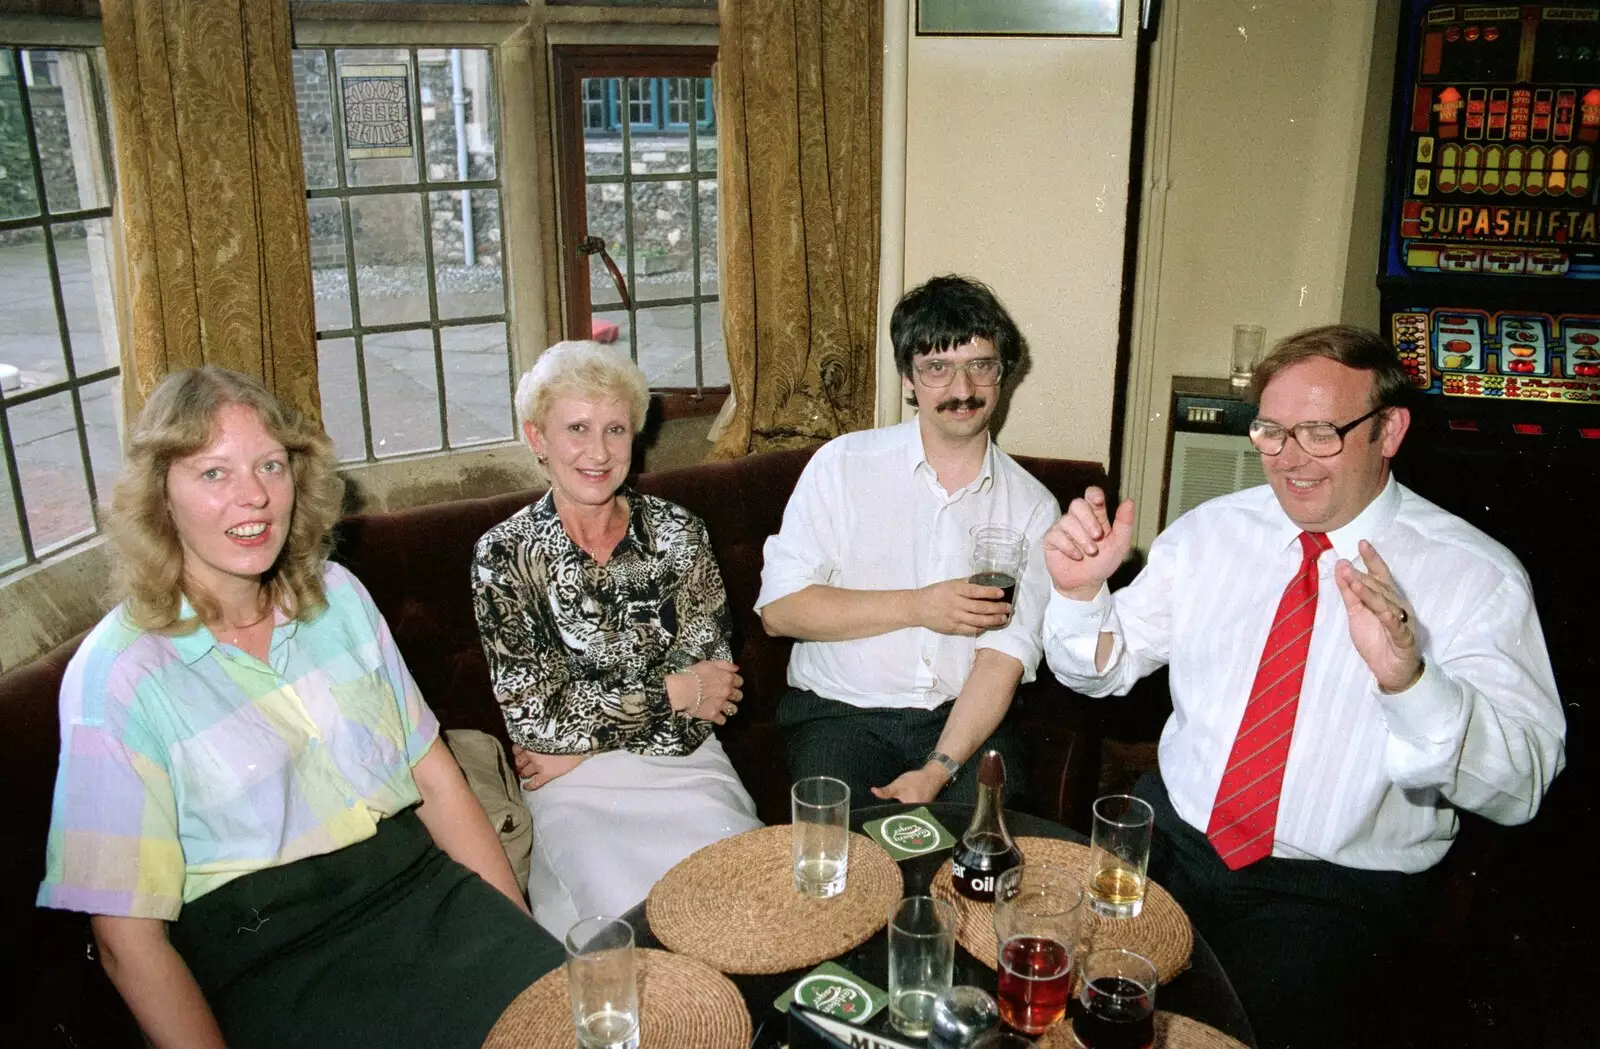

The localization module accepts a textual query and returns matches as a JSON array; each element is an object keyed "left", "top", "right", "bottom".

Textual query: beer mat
[
  {"left": 930, "top": 837, "right": 1193, "bottom": 983},
  {"left": 773, "top": 960, "right": 889, "bottom": 1024},
  {"left": 646, "top": 824, "right": 904, "bottom": 974},
  {"left": 481, "top": 947, "right": 750, "bottom": 1049},
  {"left": 1038, "top": 1010, "right": 1250, "bottom": 1049},
  {"left": 863, "top": 806, "right": 956, "bottom": 860}
]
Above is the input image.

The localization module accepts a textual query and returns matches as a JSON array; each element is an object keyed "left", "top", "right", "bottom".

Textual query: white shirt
[
  {"left": 757, "top": 420, "right": 1060, "bottom": 710},
  {"left": 1044, "top": 477, "right": 1566, "bottom": 873}
]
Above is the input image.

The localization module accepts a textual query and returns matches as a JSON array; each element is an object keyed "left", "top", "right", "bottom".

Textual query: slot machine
[{"left": 1378, "top": 3, "right": 1598, "bottom": 715}]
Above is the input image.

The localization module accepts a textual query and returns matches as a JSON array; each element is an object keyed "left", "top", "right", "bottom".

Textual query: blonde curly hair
[{"left": 108, "top": 367, "right": 345, "bottom": 633}]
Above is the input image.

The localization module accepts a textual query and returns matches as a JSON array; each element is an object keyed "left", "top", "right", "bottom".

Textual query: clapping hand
[
  {"left": 1333, "top": 540, "right": 1423, "bottom": 693},
  {"left": 1042, "top": 487, "right": 1136, "bottom": 601}
]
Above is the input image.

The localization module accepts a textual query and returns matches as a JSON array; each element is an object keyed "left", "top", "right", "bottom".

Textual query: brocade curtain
[
  {"left": 101, "top": 0, "right": 320, "bottom": 424},
  {"left": 709, "top": 0, "right": 882, "bottom": 459}
]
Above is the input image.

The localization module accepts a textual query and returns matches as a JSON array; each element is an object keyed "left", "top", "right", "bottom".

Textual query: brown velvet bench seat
[{"left": 0, "top": 445, "right": 1114, "bottom": 1047}]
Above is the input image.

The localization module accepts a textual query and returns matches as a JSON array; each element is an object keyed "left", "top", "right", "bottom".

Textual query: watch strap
[{"left": 925, "top": 750, "right": 960, "bottom": 783}]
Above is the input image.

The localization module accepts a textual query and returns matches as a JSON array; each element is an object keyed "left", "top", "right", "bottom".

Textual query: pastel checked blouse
[{"left": 37, "top": 562, "right": 439, "bottom": 920}]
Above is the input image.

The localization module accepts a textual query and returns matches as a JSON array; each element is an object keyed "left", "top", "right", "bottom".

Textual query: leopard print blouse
[{"left": 471, "top": 488, "right": 732, "bottom": 756}]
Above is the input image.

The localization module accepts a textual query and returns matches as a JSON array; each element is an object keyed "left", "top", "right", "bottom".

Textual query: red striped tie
[{"left": 1206, "top": 530, "right": 1332, "bottom": 870}]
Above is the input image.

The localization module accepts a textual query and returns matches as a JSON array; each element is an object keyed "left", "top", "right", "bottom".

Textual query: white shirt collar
[
  {"left": 1266, "top": 473, "right": 1401, "bottom": 561},
  {"left": 905, "top": 420, "right": 995, "bottom": 494}
]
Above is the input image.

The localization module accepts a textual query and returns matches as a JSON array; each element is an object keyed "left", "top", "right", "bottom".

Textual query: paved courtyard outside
[{"left": 3, "top": 239, "right": 729, "bottom": 573}]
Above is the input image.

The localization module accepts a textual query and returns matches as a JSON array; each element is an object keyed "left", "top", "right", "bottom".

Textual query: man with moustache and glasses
[{"left": 757, "top": 276, "right": 1059, "bottom": 805}]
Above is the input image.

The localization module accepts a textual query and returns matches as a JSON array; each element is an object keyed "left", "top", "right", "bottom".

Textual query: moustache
[{"left": 936, "top": 396, "right": 986, "bottom": 413}]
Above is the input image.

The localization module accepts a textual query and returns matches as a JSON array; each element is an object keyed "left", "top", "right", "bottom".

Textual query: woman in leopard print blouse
[{"left": 471, "top": 341, "right": 760, "bottom": 937}]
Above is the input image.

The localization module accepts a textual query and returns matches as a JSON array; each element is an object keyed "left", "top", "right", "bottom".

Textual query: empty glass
[
  {"left": 792, "top": 776, "right": 850, "bottom": 897},
  {"left": 888, "top": 895, "right": 958, "bottom": 1038},
  {"left": 565, "top": 916, "right": 639, "bottom": 1049}
]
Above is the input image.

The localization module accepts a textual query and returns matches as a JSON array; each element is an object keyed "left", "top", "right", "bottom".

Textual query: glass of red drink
[
  {"left": 992, "top": 864, "right": 1083, "bottom": 1036},
  {"left": 1072, "top": 948, "right": 1156, "bottom": 1049}
]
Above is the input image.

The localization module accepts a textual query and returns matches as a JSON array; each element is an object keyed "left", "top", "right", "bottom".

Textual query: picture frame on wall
[{"left": 916, "top": 0, "right": 1122, "bottom": 37}]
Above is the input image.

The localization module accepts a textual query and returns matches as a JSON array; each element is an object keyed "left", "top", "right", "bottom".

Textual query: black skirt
[{"left": 168, "top": 809, "right": 564, "bottom": 1049}]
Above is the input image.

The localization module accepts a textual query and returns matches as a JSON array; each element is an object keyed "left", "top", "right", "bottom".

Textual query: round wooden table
[{"left": 621, "top": 801, "right": 1257, "bottom": 1048}]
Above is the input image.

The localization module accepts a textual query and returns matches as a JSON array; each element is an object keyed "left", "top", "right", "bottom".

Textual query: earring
[{"left": 536, "top": 453, "right": 548, "bottom": 465}]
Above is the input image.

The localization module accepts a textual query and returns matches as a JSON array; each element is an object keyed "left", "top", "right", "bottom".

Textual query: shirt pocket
[{"left": 329, "top": 670, "right": 409, "bottom": 769}]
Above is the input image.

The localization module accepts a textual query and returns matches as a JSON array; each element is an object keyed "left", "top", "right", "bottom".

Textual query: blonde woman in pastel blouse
[{"left": 38, "top": 367, "right": 561, "bottom": 1049}]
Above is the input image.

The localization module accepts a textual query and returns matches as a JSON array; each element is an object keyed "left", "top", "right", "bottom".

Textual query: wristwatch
[{"left": 925, "top": 750, "right": 961, "bottom": 784}]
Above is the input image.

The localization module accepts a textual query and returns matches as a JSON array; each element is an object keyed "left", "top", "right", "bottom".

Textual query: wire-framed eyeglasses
[
  {"left": 1247, "top": 406, "right": 1385, "bottom": 457},
  {"left": 912, "top": 357, "right": 1005, "bottom": 388}
]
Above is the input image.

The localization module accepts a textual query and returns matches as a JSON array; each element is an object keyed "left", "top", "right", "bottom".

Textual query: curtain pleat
[
  {"left": 101, "top": 0, "right": 319, "bottom": 424},
  {"left": 710, "top": 0, "right": 882, "bottom": 459}
]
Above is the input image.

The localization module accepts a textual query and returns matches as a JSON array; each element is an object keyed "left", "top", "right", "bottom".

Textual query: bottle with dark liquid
[{"left": 950, "top": 750, "right": 1023, "bottom": 901}]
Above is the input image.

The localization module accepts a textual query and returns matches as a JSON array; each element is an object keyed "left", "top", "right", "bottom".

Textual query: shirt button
[
  {"left": 345, "top": 798, "right": 356, "bottom": 808},
  {"left": 308, "top": 738, "right": 320, "bottom": 750}
]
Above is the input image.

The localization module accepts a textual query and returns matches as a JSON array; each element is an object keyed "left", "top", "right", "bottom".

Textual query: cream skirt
[{"left": 521, "top": 734, "right": 762, "bottom": 940}]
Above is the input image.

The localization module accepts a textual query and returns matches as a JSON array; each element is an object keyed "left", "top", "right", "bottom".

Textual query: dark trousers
[
  {"left": 777, "top": 687, "right": 1028, "bottom": 808},
  {"left": 1134, "top": 772, "right": 1436, "bottom": 1049}
]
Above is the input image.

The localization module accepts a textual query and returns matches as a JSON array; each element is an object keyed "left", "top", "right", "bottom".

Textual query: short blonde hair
[
  {"left": 514, "top": 340, "right": 651, "bottom": 446},
  {"left": 107, "top": 367, "right": 345, "bottom": 633}
]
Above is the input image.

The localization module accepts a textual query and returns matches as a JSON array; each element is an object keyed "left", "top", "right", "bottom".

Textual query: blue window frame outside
[{"left": 585, "top": 76, "right": 714, "bottom": 135}]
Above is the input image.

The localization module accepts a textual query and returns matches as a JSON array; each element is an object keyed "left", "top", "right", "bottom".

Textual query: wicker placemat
[
  {"left": 646, "top": 824, "right": 904, "bottom": 974},
  {"left": 1036, "top": 1010, "right": 1250, "bottom": 1049},
  {"left": 930, "top": 837, "right": 1193, "bottom": 982},
  {"left": 481, "top": 947, "right": 750, "bottom": 1049}
]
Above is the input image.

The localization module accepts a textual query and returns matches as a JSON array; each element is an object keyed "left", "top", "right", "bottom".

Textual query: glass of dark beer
[
  {"left": 971, "top": 525, "right": 1027, "bottom": 626},
  {"left": 1072, "top": 948, "right": 1156, "bottom": 1049},
  {"left": 992, "top": 865, "right": 1083, "bottom": 1036}
]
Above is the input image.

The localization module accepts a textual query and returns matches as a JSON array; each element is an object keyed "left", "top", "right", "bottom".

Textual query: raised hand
[
  {"left": 1042, "top": 488, "right": 1136, "bottom": 600},
  {"left": 1333, "top": 540, "right": 1423, "bottom": 693},
  {"left": 916, "top": 578, "right": 1012, "bottom": 637}
]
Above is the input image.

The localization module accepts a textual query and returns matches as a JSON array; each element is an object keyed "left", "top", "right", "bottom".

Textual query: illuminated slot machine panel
[
  {"left": 1389, "top": 307, "right": 1600, "bottom": 401},
  {"left": 1393, "top": 3, "right": 1600, "bottom": 280}
]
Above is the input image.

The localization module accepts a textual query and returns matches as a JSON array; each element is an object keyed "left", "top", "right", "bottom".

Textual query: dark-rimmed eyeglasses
[
  {"left": 912, "top": 357, "right": 1004, "bottom": 388},
  {"left": 1247, "top": 407, "right": 1384, "bottom": 457}
]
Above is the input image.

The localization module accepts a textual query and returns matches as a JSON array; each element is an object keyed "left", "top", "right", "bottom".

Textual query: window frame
[
  {"left": 0, "top": 41, "right": 121, "bottom": 578},
  {"left": 296, "top": 42, "right": 515, "bottom": 464},
  {"left": 551, "top": 44, "right": 724, "bottom": 412}
]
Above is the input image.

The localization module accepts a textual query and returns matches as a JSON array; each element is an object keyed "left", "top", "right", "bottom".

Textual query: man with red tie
[{"left": 1041, "top": 325, "right": 1565, "bottom": 1049}]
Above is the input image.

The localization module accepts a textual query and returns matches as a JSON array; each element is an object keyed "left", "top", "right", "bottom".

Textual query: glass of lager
[
  {"left": 791, "top": 776, "right": 851, "bottom": 897},
  {"left": 1085, "top": 795, "right": 1155, "bottom": 919},
  {"left": 993, "top": 864, "right": 1084, "bottom": 1036}
]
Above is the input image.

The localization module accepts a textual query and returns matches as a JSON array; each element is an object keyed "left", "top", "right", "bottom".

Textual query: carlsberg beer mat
[
  {"left": 862, "top": 806, "right": 954, "bottom": 861},
  {"left": 773, "top": 961, "right": 888, "bottom": 1024}
]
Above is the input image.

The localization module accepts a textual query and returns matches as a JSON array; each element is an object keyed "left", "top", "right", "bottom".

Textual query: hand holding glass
[
  {"left": 792, "top": 776, "right": 850, "bottom": 898},
  {"left": 888, "top": 895, "right": 958, "bottom": 1037},
  {"left": 1073, "top": 948, "right": 1157, "bottom": 1049},
  {"left": 993, "top": 864, "right": 1084, "bottom": 1035},
  {"left": 565, "top": 916, "right": 640, "bottom": 1049},
  {"left": 1085, "top": 795, "right": 1154, "bottom": 919}
]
